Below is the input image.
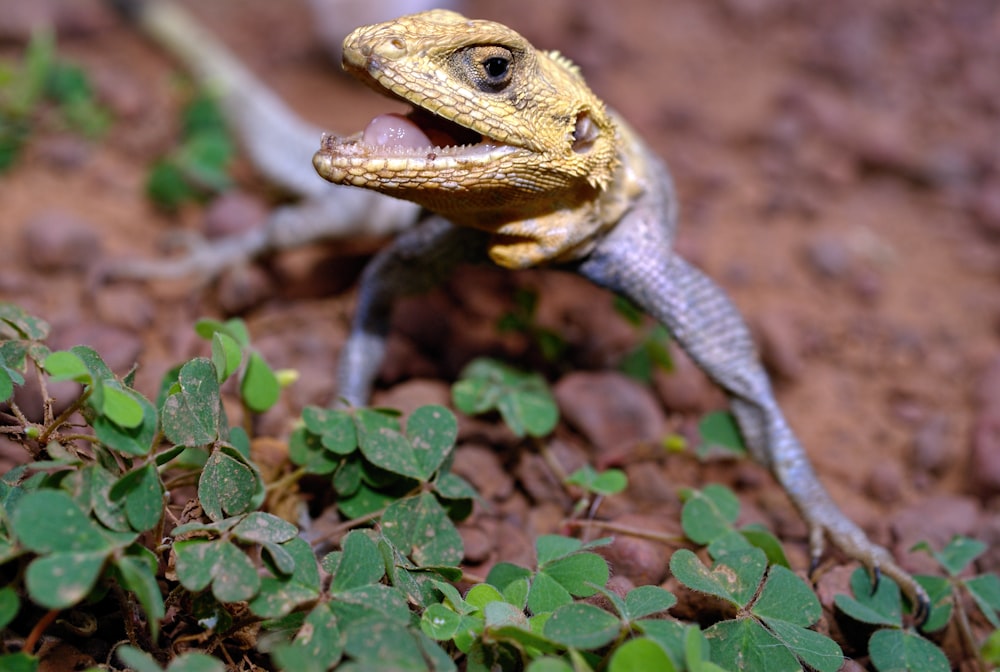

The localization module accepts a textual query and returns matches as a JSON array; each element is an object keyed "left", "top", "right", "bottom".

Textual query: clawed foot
[{"left": 807, "top": 522, "right": 930, "bottom": 626}]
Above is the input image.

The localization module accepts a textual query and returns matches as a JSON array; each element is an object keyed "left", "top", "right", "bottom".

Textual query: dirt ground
[{"left": 1, "top": 0, "right": 999, "bottom": 669}]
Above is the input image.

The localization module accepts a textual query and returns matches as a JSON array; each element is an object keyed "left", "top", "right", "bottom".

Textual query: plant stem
[
  {"left": 953, "top": 590, "right": 988, "bottom": 672},
  {"left": 564, "top": 518, "right": 684, "bottom": 545},
  {"left": 38, "top": 387, "right": 91, "bottom": 445},
  {"left": 24, "top": 609, "right": 59, "bottom": 653},
  {"left": 265, "top": 466, "right": 307, "bottom": 493}
]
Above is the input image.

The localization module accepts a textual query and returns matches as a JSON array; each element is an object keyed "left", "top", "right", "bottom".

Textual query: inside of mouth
[{"left": 362, "top": 108, "right": 485, "bottom": 150}]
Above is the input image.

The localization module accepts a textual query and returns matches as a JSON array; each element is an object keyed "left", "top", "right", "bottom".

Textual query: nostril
[{"left": 377, "top": 36, "right": 407, "bottom": 59}]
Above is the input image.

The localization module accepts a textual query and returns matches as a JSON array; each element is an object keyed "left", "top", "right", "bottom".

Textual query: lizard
[{"left": 311, "top": 9, "right": 930, "bottom": 620}]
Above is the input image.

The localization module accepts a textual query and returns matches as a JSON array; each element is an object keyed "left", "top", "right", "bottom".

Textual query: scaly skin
[{"left": 313, "top": 9, "right": 928, "bottom": 619}]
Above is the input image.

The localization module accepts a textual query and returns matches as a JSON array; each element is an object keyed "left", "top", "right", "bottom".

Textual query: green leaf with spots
[
  {"left": 669, "top": 548, "right": 766, "bottom": 608},
  {"left": 356, "top": 410, "right": 422, "bottom": 480},
  {"left": 336, "top": 481, "right": 397, "bottom": 519},
  {"left": 302, "top": 406, "right": 358, "bottom": 455},
  {"left": 407, "top": 404, "right": 458, "bottom": 480},
  {"left": 161, "top": 357, "right": 222, "bottom": 447},
  {"left": 452, "top": 357, "right": 558, "bottom": 438},
  {"left": 542, "top": 551, "right": 609, "bottom": 598},
  {"left": 536, "top": 534, "right": 587, "bottom": 565},
  {"left": 270, "top": 603, "right": 344, "bottom": 672},
  {"left": 543, "top": 603, "right": 621, "bottom": 650},
  {"left": 0, "top": 303, "right": 49, "bottom": 340},
  {"left": 868, "top": 629, "right": 950, "bottom": 672},
  {"left": 110, "top": 462, "right": 164, "bottom": 532},
  {"left": 680, "top": 484, "right": 740, "bottom": 545},
  {"left": 249, "top": 537, "right": 321, "bottom": 619},
  {"left": 288, "top": 425, "right": 340, "bottom": 474},
  {"left": 12, "top": 490, "right": 127, "bottom": 553},
  {"left": 198, "top": 445, "right": 263, "bottom": 520},
  {"left": 433, "top": 471, "right": 477, "bottom": 502},
  {"left": 174, "top": 538, "right": 260, "bottom": 603},
  {"left": 834, "top": 566, "right": 902, "bottom": 627},
  {"left": 527, "top": 570, "right": 575, "bottom": 614},
  {"left": 752, "top": 564, "right": 821, "bottom": 627},
  {"left": 421, "top": 603, "right": 463, "bottom": 640},
  {"left": 26, "top": 549, "right": 106, "bottom": 609},
  {"left": 231, "top": 511, "right": 298, "bottom": 545},
  {"left": 706, "top": 619, "right": 802, "bottom": 672},
  {"left": 328, "top": 530, "right": 385, "bottom": 592},
  {"left": 381, "top": 492, "right": 463, "bottom": 567},
  {"left": 760, "top": 616, "right": 843, "bottom": 672},
  {"left": 621, "top": 585, "right": 677, "bottom": 621}
]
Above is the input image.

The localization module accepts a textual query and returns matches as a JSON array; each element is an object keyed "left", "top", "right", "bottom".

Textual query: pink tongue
[{"left": 363, "top": 113, "right": 432, "bottom": 148}]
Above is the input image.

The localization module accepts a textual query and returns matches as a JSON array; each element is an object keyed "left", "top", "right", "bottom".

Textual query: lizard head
[{"left": 312, "top": 10, "right": 619, "bottom": 231}]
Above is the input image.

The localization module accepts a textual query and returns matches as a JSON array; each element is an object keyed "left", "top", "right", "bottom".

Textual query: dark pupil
[{"left": 483, "top": 57, "right": 509, "bottom": 80}]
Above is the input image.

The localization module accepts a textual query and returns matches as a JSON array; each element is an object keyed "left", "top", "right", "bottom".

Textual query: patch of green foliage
[
  {"left": 835, "top": 535, "right": 1000, "bottom": 671},
  {"left": 695, "top": 410, "right": 746, "bottom": 457},
  {"left": 613, "top": 296, "right": 673, "bottom": 383},
  {"left": 497, "top": 288, "right": 568, "bottom": 363},
  {"left": 1, "top": 302, "right": 997, "bottom": 672},
  {"left": 452, "top": 357, "right": 559, "bottom": 438},
  {"left": 0, "top": 30, "right": 110, "bottom": 172},
  {"left": 146, "top": 91, "right": 236, "bottom": 210}
]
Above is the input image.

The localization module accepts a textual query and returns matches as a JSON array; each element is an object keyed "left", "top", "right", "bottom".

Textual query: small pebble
[
  {"left": 865, "top": 460, "right": 904, "bottom": 505},
  {"left": 203, "top": 192, "right": 269, "bottom": 240},
  {"left": 555, "top": 371, "right": 668, "bottom": 458},
  {"left": 911, "top": 414, "right": 952, "bottom": 476},
  {"left": 452, "top": 444, "right": 514, "bottom": 502},
  {"left": 755, "top": 311, "right": 804, "bottom": 382},
  {"left": 598, "top": 513, "right": 675, "bottom": 586},
  {"left": 22, "top": 211, "right": 103, "bottom": 273},
  {"left": 969, "top": 357, "right": 1000, "bottom": 495},
  {"left": 216, "top": 264, "right": 275, "bottom": 314},
  {"left": 803, "top": 234, "right": 851, "bottom": 280},
  {"left": 459, "top": 524, "right": 494, "bottom": 565},
  {"left": 653, "top": 344, "right": 722, "bottom": 414}
]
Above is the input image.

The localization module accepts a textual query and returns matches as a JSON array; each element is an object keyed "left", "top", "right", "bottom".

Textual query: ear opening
[{"left": 572, "top": 110, "right": 599, "bottom": 154}]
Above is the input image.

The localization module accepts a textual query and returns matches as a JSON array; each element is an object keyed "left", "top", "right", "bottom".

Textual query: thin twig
[{"left": 563, "top": 518, "right": 685, "bottom": 545}]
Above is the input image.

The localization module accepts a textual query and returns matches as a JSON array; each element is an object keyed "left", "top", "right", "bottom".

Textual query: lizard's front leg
[
  {"left": 336, "top": 216, "right": 490, "bottom": 406},
  {"left": 578, "top": 218, "right": 929, "bottom": 621}
]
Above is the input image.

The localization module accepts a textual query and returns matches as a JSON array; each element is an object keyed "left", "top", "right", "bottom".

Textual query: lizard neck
[{"left": 485, "top": 111, "right": 648, "bottom": 270}]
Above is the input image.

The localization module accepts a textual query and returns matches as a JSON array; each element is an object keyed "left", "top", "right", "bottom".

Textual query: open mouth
[{"left": 350, "top": 106, "right": 512, "bottom": 158}]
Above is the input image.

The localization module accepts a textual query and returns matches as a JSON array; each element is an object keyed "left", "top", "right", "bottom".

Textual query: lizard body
[{"left": 313, "top": 9, "right": 929, "bottom": 618}]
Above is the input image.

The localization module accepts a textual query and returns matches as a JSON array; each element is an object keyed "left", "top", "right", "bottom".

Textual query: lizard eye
[
  {"left": 455, "top": 46, "right": 515, "bottom": 92},
  {"left": 482, "top": 56, "right": 510, "bottom": 82}
]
